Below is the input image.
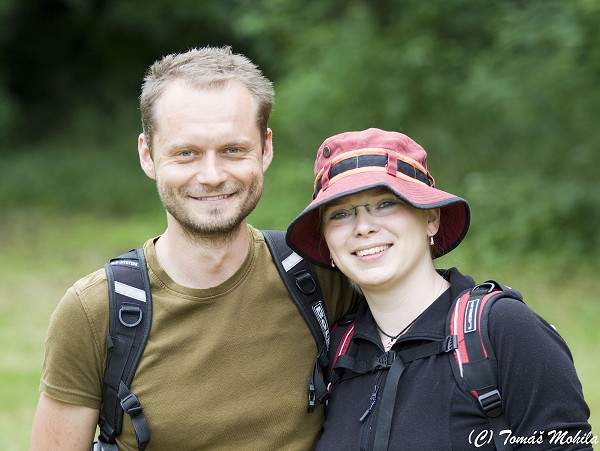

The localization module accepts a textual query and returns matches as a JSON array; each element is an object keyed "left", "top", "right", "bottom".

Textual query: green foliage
[
  {"left": 462, "top": 172, "right": 600, "bottom": 268},
  {"left": 1, "top": 103, "right": 160, "bottom": 215},
  {"left": 2, "top": 0, "right": 599, "bottom": 264}
]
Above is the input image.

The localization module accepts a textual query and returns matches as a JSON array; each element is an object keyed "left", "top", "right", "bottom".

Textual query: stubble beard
[{"left": 156, "top": 178, "right": 263, "bottom": 247}]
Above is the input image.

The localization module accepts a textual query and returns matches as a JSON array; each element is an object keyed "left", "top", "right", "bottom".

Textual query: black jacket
[{"left": 317, "top": 268, "right": 592, "bottom": 451}]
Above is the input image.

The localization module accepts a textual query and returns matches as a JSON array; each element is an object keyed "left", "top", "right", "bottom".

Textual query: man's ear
[
  {"left": 261, "top": 128, "right": 274, "bottom": 173},
  {"left": 138, "top": 133, "right": 156, "bottom": 180}
]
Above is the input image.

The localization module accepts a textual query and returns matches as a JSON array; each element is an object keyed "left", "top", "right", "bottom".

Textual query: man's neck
[{"left": 155, "top": 221, "right": 250, "bottom": 289}]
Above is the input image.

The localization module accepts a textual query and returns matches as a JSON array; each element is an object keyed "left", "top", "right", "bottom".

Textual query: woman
[{"left": 286, "top": 128, "right": 593, "bottom": 450}]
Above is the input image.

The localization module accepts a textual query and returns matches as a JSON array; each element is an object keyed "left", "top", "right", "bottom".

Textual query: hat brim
[{"left": 286, "top": 171, "right": 470, "bottom": 267}]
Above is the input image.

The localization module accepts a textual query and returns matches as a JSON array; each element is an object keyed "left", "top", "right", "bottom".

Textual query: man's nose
[{"left": 195, "top": 153, "right": 228, "bottom": 186}]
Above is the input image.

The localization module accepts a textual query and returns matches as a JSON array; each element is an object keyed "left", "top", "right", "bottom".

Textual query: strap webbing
[
  {"left": 118, "top": 382, "right": 150, "bottom": 450},
  {"left": 333, "top": 336, "right": 456, "bottom": 380},
  {"left": 261, "top": 230, "right": 329, "bottom": 349},
  {"left": 372, "top": 356, "right": 405, "bottom": 451},
  {"left": 449, "top": 281, "right": 523, "bottom": 451},
  {"left": 93, "top": 440, "right": 118, "bottom": 451},
  {"left": 490, "top": 415, "right": 512, "bottom": 451}
]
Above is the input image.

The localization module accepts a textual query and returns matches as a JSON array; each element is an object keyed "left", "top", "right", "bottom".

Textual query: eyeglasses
[{"left": 322, "top": 198, "right": 404, "bottom": 226}]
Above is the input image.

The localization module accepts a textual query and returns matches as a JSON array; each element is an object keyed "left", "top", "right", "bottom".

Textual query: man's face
[{"left": 139, "top": 80, "right": 273, "bottom": 238}]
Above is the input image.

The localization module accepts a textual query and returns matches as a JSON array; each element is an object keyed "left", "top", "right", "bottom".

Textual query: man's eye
[
  {"left": 179, "top": 150, "right": 194, "bottom": 157},
  {"left": 225, "top": 147, "right": 242, "bottom": 154}
]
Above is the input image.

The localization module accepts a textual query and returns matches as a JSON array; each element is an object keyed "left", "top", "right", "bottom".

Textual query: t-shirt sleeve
[
  {"left": 39, "top": 270, "right": 108, "bottom": 410},
  {"left": 490, "top": 298, "right": 592, "bottom": 448}
]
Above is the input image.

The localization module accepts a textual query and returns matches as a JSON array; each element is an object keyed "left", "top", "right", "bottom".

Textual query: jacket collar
[{"left": 352, "top": 267, "right": 476, "bottom": 346}]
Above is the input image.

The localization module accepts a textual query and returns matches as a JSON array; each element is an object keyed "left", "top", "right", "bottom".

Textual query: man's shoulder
[
  {"left": 55, "top": 267, "right": 110, "bottom": 325},
  {"left": 72, "top": 266, "right": 108, "bottom": 298}
]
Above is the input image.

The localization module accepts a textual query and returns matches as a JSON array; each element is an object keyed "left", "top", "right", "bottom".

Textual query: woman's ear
[{"left": 426, "top": 208, "right": 441, "bottom": 237}]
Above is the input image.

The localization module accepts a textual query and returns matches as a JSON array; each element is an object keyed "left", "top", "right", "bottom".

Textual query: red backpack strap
[
  {"left": 326, "top": 315, "right": 356, "bottom": 390},
  {"left": 450, "top": 285, "right": 500, "bottom": 407},
  {"left": 448, "top": 281, "right": 523, "bottom": 451}
]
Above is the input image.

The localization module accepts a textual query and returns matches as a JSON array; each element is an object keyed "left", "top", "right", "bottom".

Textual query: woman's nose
[{"left": 352, "top": 205, "right": 378, "bottom": 236}]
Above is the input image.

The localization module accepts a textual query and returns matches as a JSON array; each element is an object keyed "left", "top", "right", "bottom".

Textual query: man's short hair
[{"left": 140, "top": 46, "right": 274, "bottom": 151}]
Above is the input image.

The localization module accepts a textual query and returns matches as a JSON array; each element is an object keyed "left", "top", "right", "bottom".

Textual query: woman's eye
[
  {"left": 329, "top": 210, "right": 352, "bottom": 221},
  {"left": 376, "top": 199, "right": 400, "bottom": 210}
]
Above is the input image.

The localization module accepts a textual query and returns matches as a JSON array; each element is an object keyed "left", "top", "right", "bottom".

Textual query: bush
[{"left": 460, "top": 171, "right": 599, "bottom": 268}]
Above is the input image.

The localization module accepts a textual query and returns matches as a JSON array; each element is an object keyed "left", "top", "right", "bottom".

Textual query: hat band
[{"left": 313, "top": 152, "right": 431, "bottom": 199}]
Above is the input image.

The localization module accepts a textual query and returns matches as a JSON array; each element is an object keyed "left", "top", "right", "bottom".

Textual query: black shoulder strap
[
  {"left": 448, "top": 280, "right": 524, "bottom": 451},
  {"left": 261, "top": 230, "right": 330, "bottom": 411},
  {"left": 97, "top": 249, "right": 152, "bottom": 451}
]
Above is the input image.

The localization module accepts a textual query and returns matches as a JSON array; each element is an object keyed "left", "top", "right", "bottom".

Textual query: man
[{"left": 31, "top": 46, "right": 357, "bottom": 450}]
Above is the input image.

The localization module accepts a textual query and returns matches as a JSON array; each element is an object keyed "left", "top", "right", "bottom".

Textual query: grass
[{"left": 0, "top": 210, "right": 165, "bottom": 450}]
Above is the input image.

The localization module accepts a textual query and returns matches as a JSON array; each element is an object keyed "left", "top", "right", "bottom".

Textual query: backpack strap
[
  {"left": 261, "top": 230, "right": 330, "bottom": 412},
  {"left": 327, "top": 315, "right": 356, "bottom": 388},
  {"left": 448, "top": 280, "right": 523, "bottom": 451},
  {"left": 97, "top": 249, "right": 152, "bottom": 451}
]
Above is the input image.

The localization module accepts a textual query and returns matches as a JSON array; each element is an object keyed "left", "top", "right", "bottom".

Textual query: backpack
[
  {"left": 94, "top": 230, "right": 329, "bottom": 450},
  {"left": 327, "top": 281, "right": 523, "bottom": 451}
]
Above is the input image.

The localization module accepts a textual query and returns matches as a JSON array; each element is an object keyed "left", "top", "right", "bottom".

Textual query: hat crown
[{"left": 315, "top": 128, "right": 429, "bottom": 177}]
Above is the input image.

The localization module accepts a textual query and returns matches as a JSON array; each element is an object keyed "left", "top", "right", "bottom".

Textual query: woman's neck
[{"left": 362, "top": 266, "right": 449, "bottom": 342}]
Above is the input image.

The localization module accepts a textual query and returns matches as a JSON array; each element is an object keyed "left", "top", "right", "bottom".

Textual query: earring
[
  {"left": 430, "top": 236, "right": 435, "bottom": 246},
  {"left": 330, "top": 257, "right": 336, "bottom": 268}
]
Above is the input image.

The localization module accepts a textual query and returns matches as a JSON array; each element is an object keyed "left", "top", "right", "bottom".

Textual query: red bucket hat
[{"left": 286, "top": 128, "right": 470, "bottom": 267}]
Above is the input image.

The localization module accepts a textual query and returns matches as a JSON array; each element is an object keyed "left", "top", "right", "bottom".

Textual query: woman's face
[{"left": 322, "top": 187, "right": 440, "bottom": 292}]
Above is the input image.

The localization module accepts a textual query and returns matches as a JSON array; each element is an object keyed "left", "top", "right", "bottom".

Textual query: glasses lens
[{"left": 324, "top": 198, "right": 401, "bottom": 225}]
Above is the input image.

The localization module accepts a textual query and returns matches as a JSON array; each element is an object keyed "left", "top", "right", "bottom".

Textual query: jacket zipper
[
  {"left": 359, "top": 372, "right": 384, "bottom": 450},
  {"left": 359, "top": 384, "right": 379, "bottom": 422}
]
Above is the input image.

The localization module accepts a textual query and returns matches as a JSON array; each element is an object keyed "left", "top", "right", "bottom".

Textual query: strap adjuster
[
  {"left": 478, "top": 389, "right": 503, "bottom": 418},
  {"left": 374, "top": 351, "right": 396, "bottom": 371},
  {"left": 307, "top": 380, "right": 316, "bottom": 412},
  {"left": 99, "top": 421, "right": 116, "bottom": 443},
  {"left": 121, "top": 392, "right": 143, "bottom": 416},
  {"left": 445, "top": 335, "right": 458, "bottom": 352}
]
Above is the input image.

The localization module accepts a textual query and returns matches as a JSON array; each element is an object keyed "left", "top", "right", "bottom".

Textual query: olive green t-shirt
[{"left": 40, "top": 226, "right": 358, "bottom": 450}]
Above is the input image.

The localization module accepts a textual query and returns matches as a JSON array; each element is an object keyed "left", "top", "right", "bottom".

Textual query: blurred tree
[
  {"left": 0, "top": 0, "right": 275, "bottom": 148},
  {"left": 1, "top": 0, "right": 598, "bottom": 261},
  {"left": 237, "top": 0, "right": 600, "bottom": 261}
]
